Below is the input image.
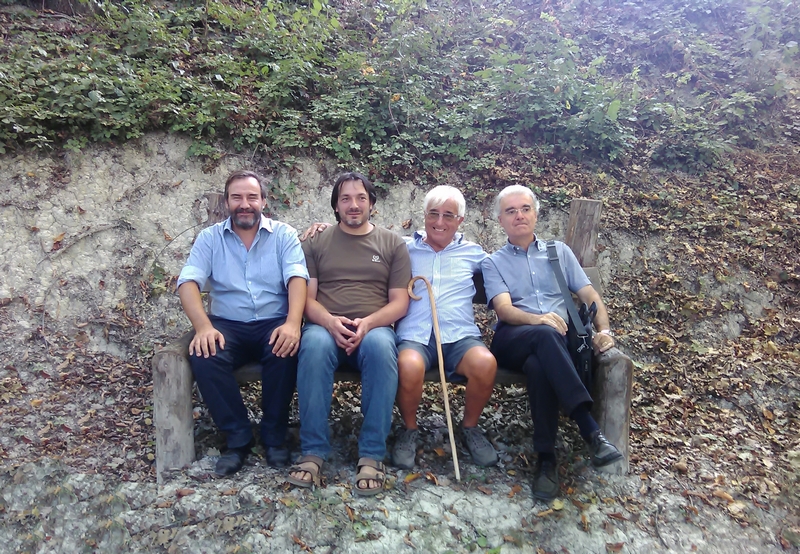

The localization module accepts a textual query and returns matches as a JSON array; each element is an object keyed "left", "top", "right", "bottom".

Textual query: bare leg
[
  {"left": 397, "top": 349, "right": 426, "bottom": 429},
  {"left": 456, "top": 346, "right": 497, "bottom": 428}
]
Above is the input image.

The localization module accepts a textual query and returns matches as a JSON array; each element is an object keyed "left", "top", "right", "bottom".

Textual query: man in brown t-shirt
[{"left": 287, "top": 172, "right": 411, "bottom": 496}]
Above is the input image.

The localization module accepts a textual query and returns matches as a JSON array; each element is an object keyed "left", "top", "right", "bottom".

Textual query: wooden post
[
  {"left": 152, "top": 332, "right": 195, "bottom": 483},
  {"left": 204, "top": 193, "right": 228, "bottom": 225},
  {"left": 591, "top": 347, "right": 633, "bottom": 475},
  {"left": 564, "top": 198, "right": 603, "bottom": 267}
]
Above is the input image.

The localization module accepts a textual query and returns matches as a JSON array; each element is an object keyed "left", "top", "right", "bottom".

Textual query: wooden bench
[{"left": 152, "top": 199, "right": 633, "bottom": 481}]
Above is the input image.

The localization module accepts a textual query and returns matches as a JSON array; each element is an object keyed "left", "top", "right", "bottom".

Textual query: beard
[
  {"left": 232, "top": 209, "right": 259, "bottom": 230},
  {"left": 341, "top": 210, "right": 369, "bottom": 228}
]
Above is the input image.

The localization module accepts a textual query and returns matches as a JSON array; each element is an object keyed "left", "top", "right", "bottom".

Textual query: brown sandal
[
  {"left": 286, "top": 455, "right": 323, "bottom": 488},
  {"left": 354, "top": 457, "right": 386, "bottom": 497}
]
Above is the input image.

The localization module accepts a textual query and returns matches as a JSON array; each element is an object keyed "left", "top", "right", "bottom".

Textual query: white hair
[
  {"left": 424, "top": 185, "right": 466, "bottom": 217},
  {"left": 493, "top": 185, "right": 540, "bottom": 217}
]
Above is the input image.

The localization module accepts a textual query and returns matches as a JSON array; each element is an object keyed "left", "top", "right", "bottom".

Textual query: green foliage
[{"left": 0, "top": 0, "right": 797, "bottom": 175}]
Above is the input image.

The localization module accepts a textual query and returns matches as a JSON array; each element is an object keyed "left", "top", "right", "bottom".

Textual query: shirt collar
[
  {"left": 413, "top": 230, "right": 464, "bottom": 248},
  {"left": 504, "top": 234, "right": 545, "bottom": 253}
]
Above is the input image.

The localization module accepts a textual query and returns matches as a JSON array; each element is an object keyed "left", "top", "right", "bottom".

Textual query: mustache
[{"left": 235, "top": 208, "right": 257, "bottom": 214}]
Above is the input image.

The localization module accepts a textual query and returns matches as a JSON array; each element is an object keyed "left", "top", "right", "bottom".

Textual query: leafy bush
[{"left": 0, "top": 0, "right": 796, "bottom": 174}]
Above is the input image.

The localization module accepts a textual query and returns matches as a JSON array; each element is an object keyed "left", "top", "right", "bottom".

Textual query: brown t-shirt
[{"left": 302, "top": 225, "right": 412, "bottom": 320}]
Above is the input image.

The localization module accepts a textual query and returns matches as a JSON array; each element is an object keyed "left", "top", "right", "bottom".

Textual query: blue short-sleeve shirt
[{"left": 481, "top": 237, "right": 590, "bottom": 322}]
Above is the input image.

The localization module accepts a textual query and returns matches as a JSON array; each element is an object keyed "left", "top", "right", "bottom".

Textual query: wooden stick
[{"left": 408, "top": 275, "right": 461, "bottom": 481}]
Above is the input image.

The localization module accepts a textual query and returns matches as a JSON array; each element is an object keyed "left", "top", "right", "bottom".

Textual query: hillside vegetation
[
  {"left": 1, "top": 0, "right": 799, "bottom": 178},
  {"left": 1, "top": 0, "right": 799, "bottom": 529}
]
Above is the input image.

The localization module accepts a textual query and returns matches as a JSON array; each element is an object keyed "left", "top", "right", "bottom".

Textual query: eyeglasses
[
  {"left": 425, "top": 211, "right": 459, "bottom": 221},
  {"left": 503, "top": 206, "right": 533, "bottom": 216}
]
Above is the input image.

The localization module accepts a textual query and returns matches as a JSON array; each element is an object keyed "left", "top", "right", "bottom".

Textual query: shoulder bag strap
[{"left": 546, "top": 240, "right": 588, "bottom": 338}]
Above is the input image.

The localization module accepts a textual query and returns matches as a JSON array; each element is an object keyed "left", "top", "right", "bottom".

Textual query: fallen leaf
[
  {"left": 425, "top": 472, "right": 439, "bottom": 486},
  {"left": 552, "top": 499, "right": 564, "bottom": 511},
  {"left": 176, "top": 488, "right": 195, "bottom": 498},
  {"left": 345, "top": 504, "right": 355, "bottom": 522},
  {"left": 477, "top": 485, "right": 492, "bottom": 495},
  {"left": 712, "top": 490, "right": 734, "bottom": 503},
  {"left": 536, "top": 508, "right": 554, "bottom": 517},
  {"left": 292, "top": 535, "right": 312, "bottom": 552},
  {"left": 433, "top": 447, "right": 445, "bottom": 457},
  {"left": 508, "top": 485, "right": 522, "bottom": 498},
  {"left": 220, "top": 488, "right": 238, "bottom": 496},
  {"left": 581, "top": 513, "right": 589, "bottom": 532},
  {"left": 606, "top": 542, "right": 625, "bottom": 553},
  {"left": 30, "top": 399, "right": 43, "bottom": 407},
  {"left": 727, "top": 501, "right": 747, "bottom": 517},
  {"left": 404, "top": 473, "right": 421, "bottom": 483},
  {"left": 607, "top": 512, "right": 628, "bottom": 521}
]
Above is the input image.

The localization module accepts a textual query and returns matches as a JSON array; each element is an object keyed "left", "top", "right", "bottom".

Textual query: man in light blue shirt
[
  {"left": 177, "top": 170, "right": 308, "bottom": 477},
  {"left": 393, "top": 185, "right": 499, "bottom": 469},
  {"left": 482, "top": 185, "right": 620, "bottom": 501}
]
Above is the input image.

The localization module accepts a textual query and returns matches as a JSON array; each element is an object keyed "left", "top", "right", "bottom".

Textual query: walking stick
[{"left": 408, "top": 275, "right": 461, "bottom": 482}]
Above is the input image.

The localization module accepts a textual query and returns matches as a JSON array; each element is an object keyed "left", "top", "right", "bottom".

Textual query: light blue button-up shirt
[
  {"left": 177, "top": 215, "right": 309, "bottom": 322},
  {"left": 395, "top": 231, "right": 487, "bottom": 344},
  {"left": 482, "top": 237, "right": 590, "bottom": 322}
]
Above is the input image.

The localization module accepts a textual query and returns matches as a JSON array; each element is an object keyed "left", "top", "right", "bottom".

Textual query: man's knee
[
  {"left": 398, "top": 349, "right": 426, "bottom": 388},
  {"left": 300, "top": 324, "right": 336, "bottom": 347},
  {"left": 360, "top": 327, "right": 397, "bottom": 349},
  {"left": 458, "top": 346, "right": 497, "bottom": 384}
]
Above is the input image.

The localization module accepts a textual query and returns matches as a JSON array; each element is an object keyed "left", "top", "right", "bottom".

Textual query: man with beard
[
  {"left": 287, "top": 172, "right": 411, "bottom": 496},
  {"left": 177, "top": 170, "right": 308, "bottom": 477}
]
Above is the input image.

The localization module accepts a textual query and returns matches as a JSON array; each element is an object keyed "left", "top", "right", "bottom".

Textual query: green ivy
[{"left": 0, "top": 0, "right": 797, "bottom": 174}]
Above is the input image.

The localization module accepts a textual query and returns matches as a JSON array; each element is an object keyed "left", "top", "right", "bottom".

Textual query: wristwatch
[{"left": 597, "top": 329, "right": 614, "bottom": 337}]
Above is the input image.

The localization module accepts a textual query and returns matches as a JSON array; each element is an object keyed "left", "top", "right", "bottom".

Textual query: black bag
[{"left": 546, "top": 241, "right": 596, "bottom": 389}]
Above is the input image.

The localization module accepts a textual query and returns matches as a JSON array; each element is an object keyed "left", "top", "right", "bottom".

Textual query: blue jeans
[{"left": 297, "top": 323, "right": 398, "bottom": 461}]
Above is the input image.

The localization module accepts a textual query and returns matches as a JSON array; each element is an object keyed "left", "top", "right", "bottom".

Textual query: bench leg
[
  {"left": 591, "top": 347, "right": 633, "bottom": 475},
  {"left": 153, "top": 343, "right": 195, "bottom": 483}
]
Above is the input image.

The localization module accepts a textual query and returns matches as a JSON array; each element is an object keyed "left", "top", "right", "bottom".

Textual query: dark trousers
[
  {"left": 490, "top": 323, "right": 592, "bottom": 454},
  {"left": 189, "top": 316, "right": 297, "bottom": 450}
]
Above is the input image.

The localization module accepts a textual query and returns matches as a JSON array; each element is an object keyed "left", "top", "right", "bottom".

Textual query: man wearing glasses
[
  {"left": 392, "top": 185, "right": 499, "bottom": 469},
  {"left": 481, "top": 185, "right": 621, "bottom": 501}
]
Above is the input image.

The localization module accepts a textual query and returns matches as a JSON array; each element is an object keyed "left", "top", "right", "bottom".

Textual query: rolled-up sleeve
[
  {"left": 278, "top": 228, "right": 309, "bottom": 285},
  {"left": 177, "top": 228, "right": 213, "bottom": 291}
]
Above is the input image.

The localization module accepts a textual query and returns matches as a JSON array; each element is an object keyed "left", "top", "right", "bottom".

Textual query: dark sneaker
[
  {"left": 587, "top": 430, "right": 623, "bottom": 467},
  {"left": 461, "top": 425, "right": 499, "bottom": 467},
  {"left": 392, "top": 427, "right": 419, "bottom": 469},
  {"left": 215, "top": 441, "right": 253, "bottom": 476},
  {"left": 532, "top": 459, "right": 559, "bottom": 501}
]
